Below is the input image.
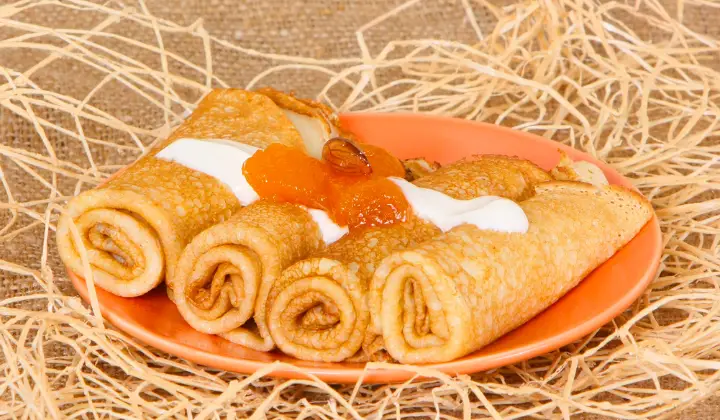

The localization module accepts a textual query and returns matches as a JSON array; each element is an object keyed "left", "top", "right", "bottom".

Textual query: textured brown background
[{"left": 2, "top": 0, "right": 719, "bottom": 417}]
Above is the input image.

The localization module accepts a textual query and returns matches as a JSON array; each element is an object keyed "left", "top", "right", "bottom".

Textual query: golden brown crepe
[
  {"left": 370, "top": 182, "right": 653, "bottom": 364},
  {"left": 172, "top": 201, "right": 324, "bottom": 351},
  {"left": 402, "top": 158, "right": 442, "bottom": 181},
  {"left": 256, "top": 87, "right": 341, "bottom": 159},
  {"left": 551, "top": 150, "right": 609, "bottom": 187},
  {"left": 57, "top": 88, "right": 337, "bottom": 297},
  {"left": 265, "top": 156, "right": 552, "bottom": 362}
]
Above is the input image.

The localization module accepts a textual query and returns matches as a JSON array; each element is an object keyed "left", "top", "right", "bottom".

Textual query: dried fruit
[{"left": 322, "top": 137, "right": 372, "bottom": 176}]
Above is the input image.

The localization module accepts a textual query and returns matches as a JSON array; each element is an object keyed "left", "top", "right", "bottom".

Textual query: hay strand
[{"left": 1, "top": 0, "right": 719, "bottom": 418}]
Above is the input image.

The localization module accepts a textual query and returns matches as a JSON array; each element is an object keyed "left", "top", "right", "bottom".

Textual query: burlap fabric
[{"left": 1, "top": 0, "right": 719, "bottom": 418}]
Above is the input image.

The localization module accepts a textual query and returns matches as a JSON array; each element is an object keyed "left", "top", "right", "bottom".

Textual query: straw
[{"left": 1, "top": 0, "right": 719, "bottom": 418}]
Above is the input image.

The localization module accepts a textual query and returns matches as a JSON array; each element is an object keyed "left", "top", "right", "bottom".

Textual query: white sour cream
[
  {"left": 305, "top": 208, "right": 349, "bottom": 245},
  {"left": 157, "top": 139, "right": 529, "bottom": 242},
  {"left": 390, "top": 178, "right": 529, "bottom": 233},
  {"left": 156, "top": 138, "right": 261, "bottom": 205},
  {"left": 156, "top": 138, "right": 348, "bottom": 245}
]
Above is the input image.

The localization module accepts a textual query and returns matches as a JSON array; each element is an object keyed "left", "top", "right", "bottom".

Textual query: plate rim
[{"left": 68, "top": 112, "right": 663, "bottom": 384}]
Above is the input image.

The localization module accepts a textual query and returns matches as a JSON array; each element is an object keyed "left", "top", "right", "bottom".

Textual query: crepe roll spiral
[
  {"left": 370, "top": 182, "right": 653, "bottom": 364},
  {"left": 266, "top": 156, "right": 552, "bottom": 362},
  {"left": 173, "top": 201, "right": 325, "bottom": 351},
  {"left": 57, "top": 88, "right": 339, "bottom": 297}
]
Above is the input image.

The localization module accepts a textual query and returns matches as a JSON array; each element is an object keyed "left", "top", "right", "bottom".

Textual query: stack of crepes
[
  {"left": 264, "top": 156, "right": 554, "bottom": 361},
  {"left": 57, "top": 88, "right": 342, "bottom": 297},
  {"left": 172, "top": 155, "right": 552, "bottom": 353},
  {"left": 265, "top": 159, "right": 652, "bottom": 364},
  {"left": 58, "top": 84, "right": 654, "bottom": 365},
  {"left": 172, "top": 201, "right": 325, "bottom": 351}
]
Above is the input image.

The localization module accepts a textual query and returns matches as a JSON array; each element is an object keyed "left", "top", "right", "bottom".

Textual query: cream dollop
[
  {"left": 157, "top": 139, "right": 528, "bottom": 242},
  {"left": 389, "top": 178, "right": 529, "bottom": 233},
  {"left": 156, "top": 138, "right": 348, "bottom": 244},
  {"left": 156, "top": 138, "right": 261, "bottom": 205},
  {"left": 305, "top": 208, "right": 349, "bottom": 245}
]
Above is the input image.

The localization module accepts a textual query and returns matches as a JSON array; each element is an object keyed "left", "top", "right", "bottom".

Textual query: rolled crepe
[
  {"left": 551, "top": 150, "right": 609, "bottom": 187},
  {"left": 266, "top": 156, "right": 552, "bottom": 362},
  {"left": 172, "top": 154, "right": 441, "bottom": 351},
  {"left": 57, "top": 88, "right": 335, "bottom": 297},
  {"left": 172, "top": 201, "right": 324, "bottom": 351},
  {"left": 371, "top": 182, "right": 653, "bottom": 364}
]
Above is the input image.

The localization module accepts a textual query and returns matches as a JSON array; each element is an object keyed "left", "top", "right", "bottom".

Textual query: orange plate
[{"left": 69, "top": 113, "right": 662, "bottom": 384}]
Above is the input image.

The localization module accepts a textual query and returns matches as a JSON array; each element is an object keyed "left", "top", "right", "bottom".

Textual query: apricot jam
[{"left": 243, "top": 140, "right": 408, "bottom": 229}]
